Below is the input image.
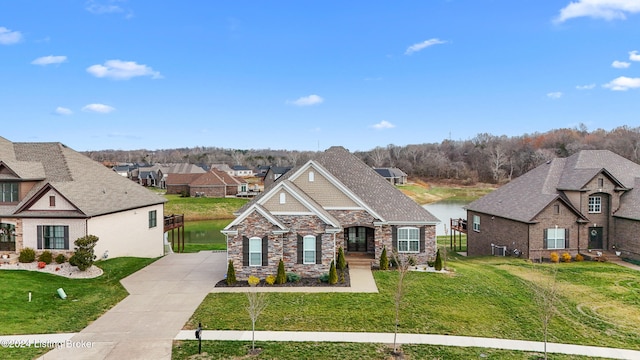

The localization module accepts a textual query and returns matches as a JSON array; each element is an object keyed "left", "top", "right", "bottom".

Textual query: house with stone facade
[
  {"left": 466, "top": 150, "right": 640, "bottom": 261},
  {"left": 0, "top": 137, "right": 167, "bottom": 260},
  {"left": 222, "top": 146, "right": 439, "bottom": 279}
]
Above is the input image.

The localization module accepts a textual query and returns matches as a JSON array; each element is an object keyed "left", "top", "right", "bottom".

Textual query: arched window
[
  {"left": 249, "top": 237, "right": 262, "bottom": 266},
  {"left": 279, "top": 192, "right": 286, "bottom": 204},
  {"left": 308, "top": 171, "right": 315, "bottom": 182},
  {"left": 303, "top": 235, "right": 316, "bottom": 264}
]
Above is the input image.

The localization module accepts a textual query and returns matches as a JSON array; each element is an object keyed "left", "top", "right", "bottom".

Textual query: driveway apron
[{"left": 39, "top": 251, "right": 226, "bottom": 360}]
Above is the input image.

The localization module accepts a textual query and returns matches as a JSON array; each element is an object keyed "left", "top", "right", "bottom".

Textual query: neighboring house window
[
  {"left": 249, "top": 237, "right": 262, "bottom": 266},
  {"left": 40, "top": 225, "right": 68, "bottom": 250},
  {"left": 545, "top": 228, "right": 566, "bottom": 249},
  {"left": 303, "top": 235, "right": 316, "bottom": 264},
  {"left": 308, "top": 171, "right": 315, "bottom": 182},
  {"left": 473, "top": 215, "right": 480, "bottom": 232},
  {"left": 397, "top": 227, "right": 419, "bottom": 253},
  {"left": 0, "top": 182, "right": 19, "bottom": 203},
  {"left": 149, "top": 210, "right": 157, "bottom": 228},
  {"left": 588, "top": 196, "right": 601, "bottom": 213},
  {"left": 279, "top": 192, "right": 286, "bottom": 204},
  {"left": 554, "top": 204, "right": 560, "bottom": 215},
  {"left": 49, "top": 196, "right": 56, "bottom": 207},
  {"left": 241, "top": 184, "right": 247, "bottom": 192}
]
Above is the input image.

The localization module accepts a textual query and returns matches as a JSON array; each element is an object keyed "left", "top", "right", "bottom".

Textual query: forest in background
[{"left": 84, "top": 124, "right": 640, "bottom": 185}]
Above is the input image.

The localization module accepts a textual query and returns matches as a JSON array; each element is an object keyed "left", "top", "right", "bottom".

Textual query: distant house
[
  {"left": 466, "top": 150, "right": 640, "bottom": 261},
  {"left": 113, "top": 165, "right": 132, "bottom": 177},
  {"left": 0, "top": 136, "right": 167, "bottom": 259},
  {"left": 135, "top": 163, "right": 205, "bottom": 189},
  {"left": 374, "top": 167, "right": 408, "bottom": 185},
  {"left": 222, "top": 146, "right": 439, "bottom": 280},
  {"left": 166, "top": 169, "right": 246, "bottom": 197},
  {"left": 263, "top": 166, "right": 293, "bottom": 188},
  {"left": 231, "top": 165, "right": 254, "bottom": 177},
  {"left": 211, "top": 164, "right": 234, "bottom": 176}
]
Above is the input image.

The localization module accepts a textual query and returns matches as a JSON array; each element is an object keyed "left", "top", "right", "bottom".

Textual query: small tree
[
  {"left": 246, "top": 278, "right": 268, "bottom": 354},
  {"left": 531, "top": 262, "right": 559, "bottom": 360},
  {"left": 226, "top": 260, "right": 237, "bottom": 285},
  {"left": 380, "top": 246, "right": 389, "bottom": 270},
  {"left": 337, "top": 247, "right": 346, "bottom": 283},
  {"left": 328, "top": 260, "right": 338, "bottom": 285},
  {"left": 275, "top": 259, "right": 286, "bottom": 284},
  {"left": 434, "top": 249, "right": 443, "bottom": 271},
  {"left": 390, "top": 250, "right": 411, "bottom": 356},
  {"left": 69, "top": 235, "right": 98, "bottom": 271}
]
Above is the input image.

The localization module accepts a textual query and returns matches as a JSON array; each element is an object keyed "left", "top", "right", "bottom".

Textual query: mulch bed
[{"left": 215, "top": 268, "right": 350, "bottom": 288}]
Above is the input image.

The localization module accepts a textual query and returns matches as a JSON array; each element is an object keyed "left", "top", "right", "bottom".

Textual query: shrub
[
  {"left": 337, "top": 246, "right": 346, "bottom": 270},
  {"left": 226, "top": 260, "right": 237, "bottom": 285},
  {"left": 286, "top": 272, "right": 300, "bottom": 283},
  {"left": 434, "top": 249, "right": 443, "bottom": 271},
  {"left": 561, "top": 252, "right": 572, "bottom": 263},
  {"left": 265, "top": 274, "right": 276, "bottom": 285},
  {"left": 247, "top": 275, "right": 260, "bottom": 286},
  {"left": 408, "top": 255, "right": 417, "bottom": 266},
  {"left": 575, "top": 253, "right": 584, "bottom": 262},
  {"left": 328, "top": 260, "right": 338, "bottom": 285},
  {"left": 550, "top": 252, "right": 560, "bottom": 263},
  {"left": 380, "top": 247, "right": 389, "bottom": 270},
  {"left": 18, "top": 248, "right": 36, "bottom": 263},
  {"left": 55, "top": 253, "right": 66, "bottom": 264},
  {"left": 38, "top": 250, "right": 53, "bottom": 264},
  {"left": 69, "top": 235, "right": 99, "bottom": 271},
  {"left": 319, "top": 273, "right": 329, "bottom": 283},
  {"left": 276, "top": 259, "right": 286, "bottom": 284}
]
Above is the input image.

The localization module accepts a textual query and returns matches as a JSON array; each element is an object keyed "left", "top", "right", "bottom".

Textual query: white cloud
[
  {"left": 82, "top": 103, "right": 115, "bottom": 113},
  {"left": 603, "top": 76, "right": 640, "bottom": 90},
  {"left": 87, "top": 60, "right": 162, "bottom": 80},
  {"left": 54, "top": 107, "right": 73, "bottom": 115},
  {"left": 547, "top": 92, "right": 563, "bottom": 99},
  {"left": 405, "top": 38, "right": 446, "bottom": 55},
  {"left": 85, "top": 0, "right": 123, "bottom": 14},
  {"left": 372, "top": 120, "right": 396, "bottom": 130},
  {"left": 32, "top": 55, "right": 67, "bottom": 66},
  {"left": 555, "top": 0, "right": 640, "bottom": 23},
  {"left": 0, "top": 26, "right": 23, "bottom": 45},
  {"left": 288, "top": 94, "right": 324, "bottom": 106},
  {"left": 576, "top": 83, "right": 596, "bottom": 90},
  {"left": 630, "top": 50, "right": 640, "bottom": 61},
  {"left": 612, "top": 60, "right": 631, "bottom": 68}
]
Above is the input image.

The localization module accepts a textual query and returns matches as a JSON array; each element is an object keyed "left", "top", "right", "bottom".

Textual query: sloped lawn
[{"left": 185, "top": 256, "right": 640, "bottom": 352}]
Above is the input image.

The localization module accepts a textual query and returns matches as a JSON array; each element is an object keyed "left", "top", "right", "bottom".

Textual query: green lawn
[
  {"left": 163, "top": 194, "right": 248, "bottom": 221},
  {"left": 186, "top": 257, "right": 640, "bottom": 351},
  {"left": 172, "top": 341, "right": 598, "bottom": 360}
]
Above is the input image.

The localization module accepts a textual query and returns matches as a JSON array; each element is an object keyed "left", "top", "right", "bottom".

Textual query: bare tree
[
  {"left": 531, "top": 263, "right": 559, "bottom": 360},
  {"left": 390, "top": 250, "right": 411, "bottom": 356},
  {"left": 246, "top": 285, "right": 268, "bottom": 353}
]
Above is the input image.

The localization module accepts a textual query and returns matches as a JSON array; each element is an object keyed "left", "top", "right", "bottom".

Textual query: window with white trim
[
  {"left": 149, "top": 210, "right": 157, "bottom": 228},
  {"left": 473, "top": 215, "right": 480, "bottom": 232},
  {"left": 303, "top": 235, "right": 316, "bottom": 264},
  {"left": 308, "top": 171, "right": 314, "bottom": 182},
  {"left": 546, "top": 228, "right": 566, "bottom": 249},
  {"left": 249, "top": 237, "right": 262, "bottom": 266},
  {"left": 588, "top": 196, "right": 601, "bottom": 213},
  {"left": 397, "top": 227, "right": 419, "bottom": 253},
  {"left": 279, "top": 192, "right": 286, "bottom": 204}
]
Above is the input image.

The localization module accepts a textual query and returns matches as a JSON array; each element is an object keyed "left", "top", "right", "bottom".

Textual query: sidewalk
[{"left": 175, "top": 330, "right": 640, "bottom": 359}]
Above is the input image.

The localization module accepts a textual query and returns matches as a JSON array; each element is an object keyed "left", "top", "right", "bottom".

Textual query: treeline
[{"left": 84, "top": 124, "right": 640, "bottom": 184}]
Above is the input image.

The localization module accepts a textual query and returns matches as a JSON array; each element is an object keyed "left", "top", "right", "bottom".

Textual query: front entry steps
[{"left": 345, "top": 253, "right": 375, "bottom": 268}]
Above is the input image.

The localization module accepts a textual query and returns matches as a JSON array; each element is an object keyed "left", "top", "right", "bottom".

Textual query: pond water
[
  {"left": 423, "top": 200, "right": 470, "bottom": 236},
  {"left": 166, "top": 219, "right": 231, "bottom": 251}
]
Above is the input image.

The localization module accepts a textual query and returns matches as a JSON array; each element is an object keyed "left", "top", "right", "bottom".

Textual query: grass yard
[
  {"left": 0, "top": 257, "right": 157, "bottom": 359},
  {"left": 163, "top": 194, "right": 248, "bottom": 221},
  {"left": 399, "top": 179, "right": 495, "bottom": 204},
  {"left": 172, "top": 341, "right": 598, "bottom": 360},
  {"left": 185, "top": 257, "right": 640, "bottom": 352}
]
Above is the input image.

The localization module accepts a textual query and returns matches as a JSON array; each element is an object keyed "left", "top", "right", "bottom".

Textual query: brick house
[
  {"left": 466, "top": 150, "right": 640, "bottom": 261},
  {"left": 0, "top": 136, "right": 167, "bottom": 260},
  {"left": 222, "top": 146, "right": 439, "bottom": 279},
  {"left": 166, "top": 169, "right": 246, "bottom": 197}
]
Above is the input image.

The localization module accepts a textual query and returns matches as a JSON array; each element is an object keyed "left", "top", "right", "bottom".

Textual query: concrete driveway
[{"left": 40, "top": 251, "right": 227, "bottom": 360}]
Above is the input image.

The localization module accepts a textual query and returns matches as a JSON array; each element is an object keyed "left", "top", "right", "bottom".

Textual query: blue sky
[{"left": 1, "top": 1, "right": 640, "bottom": 152}]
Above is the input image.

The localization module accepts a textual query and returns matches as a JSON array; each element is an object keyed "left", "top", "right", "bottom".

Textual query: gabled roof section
[
  {"left": 615, "top": 177, "right": 640, "bottom": 221},
  {"left": 259, "top": 180, "right": 341, "bottom": 228},
  {"left": 15, "top": 183, "right": 84, "bottom": 215},
  {"left": 236, "top": 146, "right": 439, "bottom": 224},
  {"left": 223, "top": 203, "right": 288, "bottom": 232},
  {"left": 166, "top": 173, "right": 202, "bottom": 186},
  {"left": 557, "top": 150, "right": 639, "bottom": 190}
]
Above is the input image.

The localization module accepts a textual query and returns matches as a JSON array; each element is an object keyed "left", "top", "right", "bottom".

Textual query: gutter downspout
[{"left": 333, "top": 233, "right": 336, "bottom": 264}]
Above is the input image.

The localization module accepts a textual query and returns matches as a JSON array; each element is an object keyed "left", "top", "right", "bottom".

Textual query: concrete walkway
[
  {"left": 38, "top": 251, "right": 226, "bottom": 360},
  {"left": 175, "top": 330, "right": 640, "bottom": 359}
]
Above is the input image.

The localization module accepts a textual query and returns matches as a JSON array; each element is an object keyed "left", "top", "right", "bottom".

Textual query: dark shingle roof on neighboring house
[
  {"left": 1, "top": 137, "right": 166, "bottom": 218},
  {"left": 467, "top": 150, "right": 640, "bottom": 223},
  {"left": 616, "top": 178, "right": 640, "bottom": 221}
]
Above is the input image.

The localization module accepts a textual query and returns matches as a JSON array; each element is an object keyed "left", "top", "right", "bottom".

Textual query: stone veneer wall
[
  {"left": 374, "top": 225, "right": 437, "bottom": 265},
  {"left": 328, "top": 210, "right": 378, "bottom": 255}
]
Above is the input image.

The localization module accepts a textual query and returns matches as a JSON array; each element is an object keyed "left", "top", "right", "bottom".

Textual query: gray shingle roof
[
  {"left": 467, "top": 150, "right": 640, "bottom": 222},
  {"left": 237, "top": 146, "right": 438, "bottom": 224},
  {"left": 1, "top": 137, "right": 166, "bottom": 218}
]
